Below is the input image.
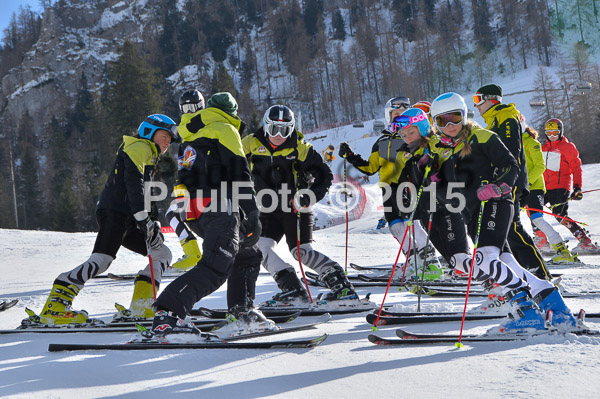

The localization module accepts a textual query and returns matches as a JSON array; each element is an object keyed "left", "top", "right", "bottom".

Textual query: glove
[
  {"left": 476, "top": 182, "right": 512, "bottom": 201},
  {"left": 137, "top": 216, "right": 164, "bottom": 250},
  {"left": 298, "top": 193, "right": 312, "bottom": 208},
  {"left": 571, "top": 185, "right": 583, "bottom": 200},
  {"left": 240, "top": 210, "right": 261, "bottom": 247},
  {"left": 427, "top": 171, "right": 441, "bottom": 184},
  {"left": 338, "top": 142, "right": 353, "bottom": 158},
  {"left": 416, "top": 152, "right": 438, "bottom": 172}
]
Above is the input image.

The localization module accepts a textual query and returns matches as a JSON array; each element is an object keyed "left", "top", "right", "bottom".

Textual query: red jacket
[{"left": 542, "top": 137, "right": 582, "bottom": 191}]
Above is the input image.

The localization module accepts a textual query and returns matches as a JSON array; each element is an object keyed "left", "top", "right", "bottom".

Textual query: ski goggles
[
  {"left": 265, "top": 121, "right": 294, "bottom": 139},
  {"left": 545, "top": 130, "right": 560, "bottom": 137},
  {"left": 391, "top": 114, "right": 424, "bottom": 132},
  {"left": 434, "top": 111, "right": 463, "bottom": 128},
  {"left": 181, "top": 103, "right": 201, "bottom": 114},
  {"left": 389, "top": 98, "right": 410, "bottom": 109},
  {"left": 473, "top": 94, "right": 501, "bottom": 106}
]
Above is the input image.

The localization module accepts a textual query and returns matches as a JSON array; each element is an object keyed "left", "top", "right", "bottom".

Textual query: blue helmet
[
  {"left": 390, "top": 108, "right": 431, "bottom": 137},
  {"left": 137, "top": 114, "right": 179, "bottom": 142}
]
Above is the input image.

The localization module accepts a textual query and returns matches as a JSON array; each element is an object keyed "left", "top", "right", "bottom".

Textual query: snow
[{"left": 1, "top": 162, "right": 600, "bottom": 398}]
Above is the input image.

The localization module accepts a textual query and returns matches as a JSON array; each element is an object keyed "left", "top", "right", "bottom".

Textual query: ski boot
[
  {"left": 468, "top": 280, "right": 510, "bottom": 315},
  {"left": 268, "top": 268, "right": 310, "bottom": 305},
  {"left": 485, "top": 288, "right": 547, "bottom": 335},
  {"left": 216, "top": 306, "right": 278, "bottom": 337},
  {"left": 534, "top": 287, "right": 580, "bottom": 331},
  {"left": 36, "top": 279, "right": 91, "bottom": 325},
  {"left": 533, "top": 229, "right": 553, "bottom": 254},
  {"left": 320, "top": 267, "right": 359, "bottom": 301},
  {"left": 572, "top": 232, "right": 600, "bottom": 255},
  {"left": 151, "top": 309, "right": 200, "bottom": 336},
  {"left": 401, "top": 246, "right": 445, "bottom": 282},
  {"left": 171, "top": 238, "right": 202, "bottom": 270},
  {"left": 113, "top": 275, "right": 158, "bottom": 321},
  {"left": 550, "top": 242, "right": 579, "bottom": 265}
]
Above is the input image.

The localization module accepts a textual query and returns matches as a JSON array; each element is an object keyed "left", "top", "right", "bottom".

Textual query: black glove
[
  {"left": 571, "top": 185, "right": 583, "bottom": 200},
  {"left": 240, "top": 210, "right": 261, "bottom": 247},
  {"left": 338, "top": 142, "right": 353, "bottom": 158},
  {"left": 137, "top": 216, "right": 164, "bottom": 250}
]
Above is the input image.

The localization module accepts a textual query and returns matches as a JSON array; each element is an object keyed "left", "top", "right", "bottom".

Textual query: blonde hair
[
  {"left": 433, "top": 120, "right": 479, "bottom": 158},
  {"left": 525, "top": 126, "right": 539, "bottom": 139}
]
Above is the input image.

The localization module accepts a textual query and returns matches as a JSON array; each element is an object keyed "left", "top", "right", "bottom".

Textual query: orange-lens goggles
[
  {"left": 473, "top": 94, "right": 485, "bottom": 106},
  {"left": 545, "top": 130, "right": 560, "bottom": 137}
]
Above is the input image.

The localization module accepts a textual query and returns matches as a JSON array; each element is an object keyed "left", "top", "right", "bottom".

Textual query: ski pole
[
  {"left": 344, "top": 158, "right": 349, "bottom": 274},
  {"left": 456, "top": 190, "right": 488, "bottom": 348},
  {"left": 372, "top": 166, "right": 432, "bottom": 330},
  {"left": 416, "top": 213, "right": 434, "bottom": 313},
  {"left": 145, "top": 241, "right": 158, "bottom": 301},
  {"left": 294, "top": 175, "right": 313, "bottom": 303},
  {"left": 522, "top": 206, "right": 587, "bottom": 226},
  {"left": 582, "top": 188, "right": 600, "bottom": 194}
]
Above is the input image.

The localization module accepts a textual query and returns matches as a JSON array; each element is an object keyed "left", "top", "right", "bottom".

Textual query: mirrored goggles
[
  {"left": 472, "top": 94, "right": 486, "bottom": 106},
  {"left": 545, "top": 130, "right": 560, "bottom": 137},
  {"left": 391, "top": 115, "right": 422, "bottom": 132},
  {"left": 434, "top": 112, "right": 463, "bottom": 128},
  {"left": 390, "top": 101, "right": 410, "bottom": 110},
  {"left": 181, "top": 103, "right": 200, "bottom": 114},
  {"left": 266, "top": 122, "right": 294, "bottom": 139}
]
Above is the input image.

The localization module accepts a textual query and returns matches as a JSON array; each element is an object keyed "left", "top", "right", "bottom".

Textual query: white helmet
[
  {"left": 430, "top": 92, "right": 468, "bottom": 128},
  {"left": 384, "top": 96, "right": 410, "bottom": 126}
]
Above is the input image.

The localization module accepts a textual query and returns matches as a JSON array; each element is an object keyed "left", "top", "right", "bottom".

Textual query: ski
[
  {"left": 367, "top": 328, "right": 600, "bottom": 345},
  {"left": 349, "top": 263, "right": 393, "bottom": 272},
  {"left": 3, "top": 310, "right": 302, "bottom": 335},
  {"left": 0, "top": 299, "right": 18, "bottom": 312},
  {"left": 366, "top": 312, "right": 504, "bottom": 326},
  {"left": 48, "top": 333, "right": 329, "bottom": 352},
  {"left": 357, "top": 274, "right": 472, "bottom": 287}
]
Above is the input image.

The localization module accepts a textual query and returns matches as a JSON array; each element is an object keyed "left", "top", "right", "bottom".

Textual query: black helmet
[
  {"left": 263, "top": 105, "right": 295, "bottom": 139},
  {"left": 179, "top": 90, "right": 205, "bottom": 114}
]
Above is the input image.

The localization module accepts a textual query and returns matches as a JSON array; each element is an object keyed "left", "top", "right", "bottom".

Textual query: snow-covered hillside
[{"left": 1, "top": 161, "right": 600, "bottom": 398}]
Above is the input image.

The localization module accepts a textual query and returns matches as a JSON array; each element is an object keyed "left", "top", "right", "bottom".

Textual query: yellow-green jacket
[
  {"left": 97, "top": 136, "right": 159, "bottom": 216},
  {"left": 523, "top": 132, "right": 546, "bottom": 192}
]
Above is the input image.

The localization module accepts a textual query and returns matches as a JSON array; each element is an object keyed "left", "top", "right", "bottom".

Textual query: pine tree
[
  {"left": 331, "top": 9, "right": 346, "bottom": 41},
  {"left": 471, "top": 0, "right": 495, "bottom": 52},
  {"left": 104, "top": 40, "right": 163, "bottom": 143},
  {"left": 211, "top": 64, "right": 237, "bottom": 95}
]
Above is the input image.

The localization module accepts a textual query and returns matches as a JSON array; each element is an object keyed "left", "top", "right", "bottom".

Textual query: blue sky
[{"left": 0, "top": 0, "right": 43, "bottom": 36}]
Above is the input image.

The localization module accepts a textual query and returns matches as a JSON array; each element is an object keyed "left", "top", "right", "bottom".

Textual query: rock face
[{"left": 0, "top": 0, "right": 159, "bottom": 141}]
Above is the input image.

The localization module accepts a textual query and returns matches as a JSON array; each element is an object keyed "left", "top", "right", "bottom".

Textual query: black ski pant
[
  {"left": 260, "top": 209, "right": 313, "bottom": 250},
  {"left": 545, "top": 188, "right": 587, "bottom": 237},
  {"left": 93, "top": 209, "right": 147, "bottom": 258},
  {"left": 422, "top": 208, "right": 469, "bottom": 264},
  {"left": 154, "top": 211, "right": 261, "bottom": 318},
  {"left": 507, "top": 189, "right": 551, "bottom": 280}
]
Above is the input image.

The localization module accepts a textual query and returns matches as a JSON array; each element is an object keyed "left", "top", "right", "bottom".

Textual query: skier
[
  {"left": 165, "top": 89, "right": 205, "bottom": 272},
  {"left": 339, "top": 97, "right": 428, "bottom": 251},
  {"left": 322, "top": 144, "right": 335, "bottom": 164},
  {"left": 429, "top": 92, "right": 578, "bottom": 333},
  {"left": 473, "top": 84, "right": 550, "bottom": 280},
  {"left": 541, "top": 118, "right": 599, "bottom": 254},
  {"left": 151, "top": 93, "right": 272, "bottom": 335},
  {"left": 382, "top": 107, "right": 445, "bottom": 280},
  {"left": 31, "top": 114, "right": 179, "bottom": 325},
  {"left": 521, "top": 123, "right": 578, "bottom": 264},
  {"left": 243, "top": 104, "right": 358, "bottom": 303}
]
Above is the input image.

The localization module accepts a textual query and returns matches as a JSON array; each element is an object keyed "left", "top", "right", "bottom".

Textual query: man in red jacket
[{"left": 542, "top": 118, "right": 599, "bottom": 254}]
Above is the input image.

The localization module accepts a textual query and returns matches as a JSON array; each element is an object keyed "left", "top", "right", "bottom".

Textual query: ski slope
[{"left": 1, "top": 163, "right": 600, "bottom": 398}]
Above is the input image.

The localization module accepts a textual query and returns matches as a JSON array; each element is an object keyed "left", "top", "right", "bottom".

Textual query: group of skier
[{"left": 27, "top": 82, "right": 596, "bottom": 337}]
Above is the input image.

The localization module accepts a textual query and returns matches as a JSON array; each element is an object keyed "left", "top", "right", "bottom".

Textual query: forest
[{"left": 0, "top": 0, "right": 599, "bottom": 231}]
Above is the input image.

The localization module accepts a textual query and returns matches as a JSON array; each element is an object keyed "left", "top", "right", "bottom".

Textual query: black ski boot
[
  {"left": 271, "top": 268, "right": 309, "bottom": 303},
  {"left": 320, "top": 268, "right": 358, "bottom": 301},
  {"left": 151, "top": 309, "right": 200, "bottom": 336}
]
